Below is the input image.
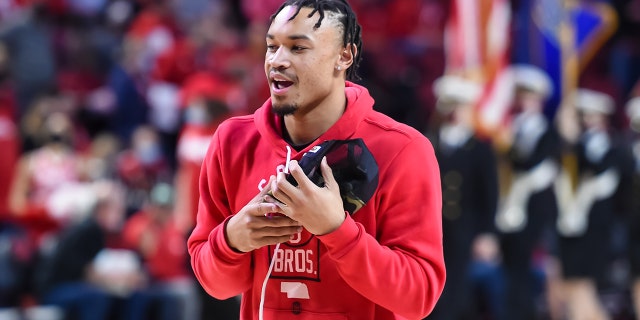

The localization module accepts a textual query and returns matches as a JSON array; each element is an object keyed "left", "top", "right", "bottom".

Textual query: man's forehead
[{"left": 280, "top": 5, "right": 302, "bottom": 21}]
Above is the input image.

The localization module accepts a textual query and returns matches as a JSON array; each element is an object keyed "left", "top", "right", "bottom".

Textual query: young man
[{"left": 187, "top": 0, "right": 445, "bottom": 319}]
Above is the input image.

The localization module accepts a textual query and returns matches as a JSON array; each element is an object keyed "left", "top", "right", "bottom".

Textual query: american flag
[{"left": 443, "top": 0, "right": 513, "bottom": 138}]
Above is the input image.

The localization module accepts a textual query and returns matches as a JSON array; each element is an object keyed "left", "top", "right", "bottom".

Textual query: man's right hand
[{"left": 225, "top": 175, "right": 303, "bottom": 253}]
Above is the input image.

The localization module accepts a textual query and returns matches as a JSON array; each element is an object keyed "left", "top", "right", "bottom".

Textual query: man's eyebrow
[{"left": 266, "top": 34, "right": 311, "bottom": 41}]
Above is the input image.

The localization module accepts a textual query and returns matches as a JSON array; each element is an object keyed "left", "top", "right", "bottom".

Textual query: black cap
[{"left": 289, "top": 138, "right": 379, "bottom": 215}]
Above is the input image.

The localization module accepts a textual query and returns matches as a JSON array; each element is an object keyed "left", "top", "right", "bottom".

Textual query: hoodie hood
[{"left": 254, "top": 81, "right": 375, "bottom": 158}]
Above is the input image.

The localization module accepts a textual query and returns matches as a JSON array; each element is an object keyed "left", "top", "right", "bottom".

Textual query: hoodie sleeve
[
  {"left": 317, "top": 136, "right": 445, "bottom": 319},
  {"left": 187, "top": 129, "right": 253, "bottom": 299}
]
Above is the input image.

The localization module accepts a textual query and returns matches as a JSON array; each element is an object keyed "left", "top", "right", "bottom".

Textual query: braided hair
[{"left": 269, "top": 0, "right": 363, "bottom": 81}]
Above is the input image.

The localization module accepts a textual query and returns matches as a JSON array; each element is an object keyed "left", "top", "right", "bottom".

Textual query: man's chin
[{"left": 271, "top": 103, "right": 298, "bottom": 117}]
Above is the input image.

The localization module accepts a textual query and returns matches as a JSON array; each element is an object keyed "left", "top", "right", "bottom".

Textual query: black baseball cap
[{"left": 289, "top": 138, "right": 379, "bottom": 215}]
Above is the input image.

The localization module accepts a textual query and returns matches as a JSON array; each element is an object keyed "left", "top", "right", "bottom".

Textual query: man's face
[
  {"left": 580, "top": 111, "right": 607, "bottom": 131},
  {"left": 265, "top": 6, "right": 344, "bottom": 116},
  {"left": 513, "top": 89, "right": 543, "bottom": 115},
  {"left": 438, "top": 102, "right": 471, "bottom": 126}
]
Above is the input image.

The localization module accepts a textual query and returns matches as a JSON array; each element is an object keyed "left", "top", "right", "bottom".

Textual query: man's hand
[
  {"left": 226, "top": 176, "right": 303, "bottom": 253},
  {"left": 266, "top": 157, "right": 346, "bottom": 235}
]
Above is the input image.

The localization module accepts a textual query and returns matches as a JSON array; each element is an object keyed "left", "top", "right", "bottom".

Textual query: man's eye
[
  {"left": 292, "top": 46, "right": 306, "bottom": 52},
  {"left": 266, "top": 45, "right": 277, "bottom": 52}
]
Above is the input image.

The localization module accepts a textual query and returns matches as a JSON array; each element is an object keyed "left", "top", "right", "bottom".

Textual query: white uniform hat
[
  {"left": 573, "top": 88, "right": 615, "bottom": 115},
  {"left": 626, "top": 96, "right": 640, "bottom": 131},
  {"left": 510, "top": 64, "right": 553, "bottom": 99},
  {"left": 432, "top": 75, "right": 482, "bottom": 106}
]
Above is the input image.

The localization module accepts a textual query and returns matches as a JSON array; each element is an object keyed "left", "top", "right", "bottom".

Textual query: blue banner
[{"left": 512, "top": 0, "right": 617, "bottom": 118}]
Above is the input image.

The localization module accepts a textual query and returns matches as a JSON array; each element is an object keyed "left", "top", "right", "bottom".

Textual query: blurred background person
[
  {"left": 556, "top": 88, "right": 633, "bottom": 320},
  {"left": 0, "top": 40, "right": 20, "bottom": 223},
  {"left": 122, "top": 182, "right": 199, "bottom": 320},
  {"left": 171, "top": 72, "right": 239, "bottom": 319},
  {"left": 116, "top": 124, "right": 171, "bottom": 216},
  {"left": 0, "top": 3, "right": 56, "bottom": 119},
  {"left": 34, "top": 181, "right": 132, "bottom": 320},
  {"left": 494, "top": 64, "right": 562, "bottom": 320},
  {"left": 624, "top": 95, "right": 640, "bottom": 319},
  {"left": 0, "top": 36, "right": 25, "bottom": 314},
  {"left": 425, "top": 75, "right": 501, "bottom": 320},
  {"left": 173, "top": 72, "right": 232, "bottom": 234},
  {"left": 82, "top": 132, "right": 122, "bottom": 182},
  {"left": 8, "top": 110, "right": 87, "bottom": 244}
]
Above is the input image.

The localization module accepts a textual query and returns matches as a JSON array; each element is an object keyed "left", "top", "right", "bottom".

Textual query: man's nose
[{"left": 268, "top": 47, "right": 291, "bottom": 69}]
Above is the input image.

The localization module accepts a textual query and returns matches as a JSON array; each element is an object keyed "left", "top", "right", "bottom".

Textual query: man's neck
[{"left": 283, "top": 86, "right": 347, "bottom": 146}]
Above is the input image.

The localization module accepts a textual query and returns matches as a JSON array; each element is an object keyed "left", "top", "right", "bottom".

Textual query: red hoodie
[{"left": 188, "top": 82, "right": 445, "bottom": 320}]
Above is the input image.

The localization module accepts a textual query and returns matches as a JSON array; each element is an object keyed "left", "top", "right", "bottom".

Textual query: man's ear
[{"left": 337, "top": 43, "right": 356, "bottom": 71}]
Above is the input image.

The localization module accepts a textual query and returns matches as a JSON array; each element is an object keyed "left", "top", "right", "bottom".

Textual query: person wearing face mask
[
  {"left": 555, "top": 88, "right": 632, "bottom": 320},
  {"left": 174, "top": 73, "right": 232, "bottom": 235},
  {"left": 495, "top": 64, "right": 562, "bottom": 320},
  {"left": 173, "top": 72, "right": 239, "bottom": 320},
  {"left": 425, "top": 75, "right": 500, "bottom": 320},
  {"left": 8, "top": 112, "right": 84, "bottom": 238},
  {"left": 116, "top": 125, "right": 171, "bottom": 215}
]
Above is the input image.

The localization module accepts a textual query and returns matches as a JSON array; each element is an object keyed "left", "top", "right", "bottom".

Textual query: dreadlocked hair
[{"left": 269, "top": 0, "right": 363, "bottom": 81}]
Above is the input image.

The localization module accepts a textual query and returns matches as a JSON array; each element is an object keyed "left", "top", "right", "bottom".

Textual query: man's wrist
[{"left": 223, "top": 217, "right": 247, "bottom": 254}]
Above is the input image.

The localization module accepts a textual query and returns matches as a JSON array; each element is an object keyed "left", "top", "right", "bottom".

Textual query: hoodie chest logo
[{"left": 268, "top": 230, "right": 320, "bottom": 281}]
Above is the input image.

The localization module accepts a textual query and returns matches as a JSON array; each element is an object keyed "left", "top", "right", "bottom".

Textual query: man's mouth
[{"left": 273, "top": 80, "right": 294, "bottom": 90}]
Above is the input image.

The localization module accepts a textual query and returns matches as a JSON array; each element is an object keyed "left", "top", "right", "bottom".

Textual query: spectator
[
  {"left": 34, "top": 181, "right": 131, "bottom": 320},
  {"left": 116, "top": 125, "right": 171, "bottom": 215},
  {"left": 123, "top": 182, "right": 199, "bottom": 320},
  {"left": 172, "top": 72, "right": 239, "bottom": 320},
  {"left": 0, "top": 46, "right": 19, "bottom": 220},
  {"left": 83, "top": 132, "right": 122, "bottom": 181},
  {"left": 173, "top": 72, "right": 232, "bottom": 234},
  {"left": 8, "top": 111, "right": 87, "bottom": 242},
  {"left": 0, "top": 3, "right": 56, "bottom": 118}
]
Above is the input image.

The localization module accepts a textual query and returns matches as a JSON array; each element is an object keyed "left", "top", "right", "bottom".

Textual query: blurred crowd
[{"left": 0, "top": 0, "right": 637, "bottom": 320}]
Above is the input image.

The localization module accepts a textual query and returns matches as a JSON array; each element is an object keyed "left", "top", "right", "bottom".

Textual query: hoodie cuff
[
  {"left": 317, "top": 213, "right": 360, "bottom": 259},
  {"left": 211, "top": 216, "right": 248, "bottom": 262}
]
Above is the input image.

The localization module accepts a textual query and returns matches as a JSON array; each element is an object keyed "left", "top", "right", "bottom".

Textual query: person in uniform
[
  {"left": 556, "top": 88, "right": 631, "bottom": 320},
  {"left": 426, "top": 75, "right": 500, "bottom": 320},
  {"left": 495, "top": 64, "right": 562, "bottom": 320},
  {"left": 624, "top": 96, "right": 640, "bottom": 318}
]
